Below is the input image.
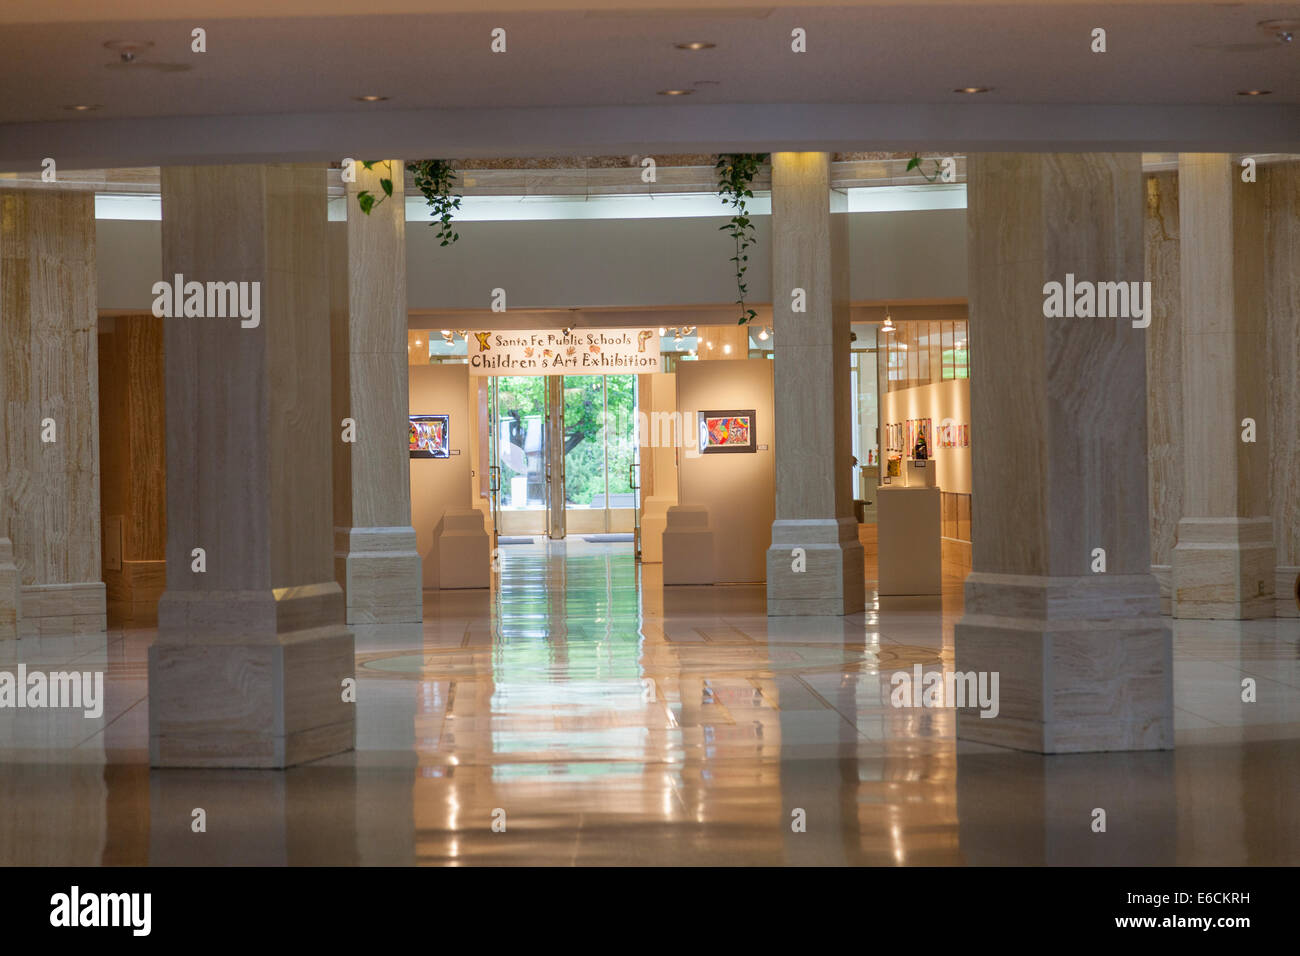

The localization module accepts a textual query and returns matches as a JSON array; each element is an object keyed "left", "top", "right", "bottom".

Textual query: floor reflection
[{"left": 0, "top": 539, "right": 1297, "bottom": 865}]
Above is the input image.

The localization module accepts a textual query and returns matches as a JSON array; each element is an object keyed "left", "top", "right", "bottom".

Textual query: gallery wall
[
  {"left": 409, "top": 364, "right": 473, "bottom": 589},
  {"left": 882, "top": 378, "right": 972, "bottom": 495},
  {"left": 676, "top": 359, "right": 775, "bottom": 584}
]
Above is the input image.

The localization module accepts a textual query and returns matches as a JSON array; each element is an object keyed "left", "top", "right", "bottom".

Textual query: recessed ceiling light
[
  {"left": 675, "top": 41, "right": 716, "bottom": 50},
  {"left": 1258, "top": 19, "right": 1298, "bottom": 43},
  {"left": 658, "top": 89, "right": 693, "bottom": 96},
  {"left": 1236, "top": 89, "right": 1272, "bottom": 96},
  {"left": 63, "top": 104, "right": 102, "bottom": 111},
  {"left": 353, "top": 95, "right": 389, "bottom": 102},
  {"left": 954, "top": 86, "right": 991, "bottom": 94}
]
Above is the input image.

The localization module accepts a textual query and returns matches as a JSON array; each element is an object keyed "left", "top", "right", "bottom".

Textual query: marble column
[
  {"left": 1143, "top": 172, "right": 1182, "bottom": 615},
  {"left": 1172, "top": 154, "right": 1274, "bottom": 619},
  {"left": 150, "top": 164, "right": 353, "bottom": 768},
  {"left": 330, "top": 161, "right": 422, "bottom": 625},
  {"left": 956, "top": 154, "right": 1172, "bottom": 753},
  {"left": 1265, "top": 161, "right": 1300, "bottom": 617},
  {"left": 0, "top": 190, "right": 105, "bottom": 637},
  {"left": 765, "top": 152, "right": 864, "bottom": 616}
]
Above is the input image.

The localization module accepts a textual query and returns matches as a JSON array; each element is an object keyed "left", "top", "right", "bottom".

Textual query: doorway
[{"left": 487, "top": 373, "right": 640, "bottom": 548}]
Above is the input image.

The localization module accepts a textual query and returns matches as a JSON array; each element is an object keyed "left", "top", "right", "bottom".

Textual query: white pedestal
[
  {"left": 662, "top": 505, "right": 714, "bottom": 585},
  {"left": 877, "top": 485, "right": 941, "bottom": 595},
  {"left": 437, "top": 509, "right": 491, "bottom": 589},
  {"left": 640, "top": 494, "right": 676, "bottom": 564},
  {"left": 903, "top": 459, "right": 937, "bottom": 488}
]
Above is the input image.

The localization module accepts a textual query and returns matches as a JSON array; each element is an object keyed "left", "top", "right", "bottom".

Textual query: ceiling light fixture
[
  {"left": 881, "top": 307, "right": 895, "bottom": 333},
  {"left": 757, "top": 328, "right": 769, "bottom": 341},
  {"left": 657, "top": 89, "right": 693, "bottom": 96},
  {"left": 354, "top": 95, "right": 389, "bottom": 102},
  {"left": 954, "top": 86, "right": 991, "bottom": 94},
  {"left": 1236, "top": 89, "right": 1272, "bottom": 96},
  {"left": 63, "top": 104, "right": 102, "bottom": 112},
  {"left": 103, "top": 39, "right": 154, "bottom": 61},
  {"left": 675, "top": 41, "right": 716, "bottom": 50},
  {"left": 1258, "top": 19, "right": 1298, "bottom": 43}
]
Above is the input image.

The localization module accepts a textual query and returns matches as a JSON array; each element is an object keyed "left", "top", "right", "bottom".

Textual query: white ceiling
[{"left": 1, "top": 2, "right": 1297, "bottom": 167}]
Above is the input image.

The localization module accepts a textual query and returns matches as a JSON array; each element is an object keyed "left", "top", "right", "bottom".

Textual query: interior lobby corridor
[{"left": 3, "top": 541, "right": 1296, "bottom": 866}]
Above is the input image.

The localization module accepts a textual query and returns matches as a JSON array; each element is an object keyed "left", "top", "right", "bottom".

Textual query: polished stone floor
[{"left": 1, "top": 540, "right": 1298, "bottom": 865}]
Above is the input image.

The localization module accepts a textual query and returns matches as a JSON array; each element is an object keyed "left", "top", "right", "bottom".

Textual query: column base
[
  {"left": 18, "top": 582, "right": 105, "bottom": 637},
  {"left": 954, "top": 572, "right": 1172, "bottom": 754},
  {"left": 766, "top": 518, "right": 865, "bottom": 616},
  {"left": 0, "top": 537, "right": 19, "bottom": 642},
  {"left": 335, "top": 526, "right": 422, "bottom": 625},
  {"left": 1150, "top": 564, "right": 1172, "bottom": 616},
  {"left": 150, "top": 584, "right": 355, "bottom": 768},
  {"left": 1172, "top": 517, "right": 1275, "bottom": 619},
  {"left": 1278, "top": 566, "right": 1300, "bottom": 619}
]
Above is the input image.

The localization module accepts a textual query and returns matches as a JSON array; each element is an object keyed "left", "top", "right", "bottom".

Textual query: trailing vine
[
  {"left": 905, "top": 154, "right": 947, "bottom": 183},
  {"left": 407, "top": 159, "right": 462, "bottom": 246},
  {"left": 355, "top": 160, "right": 394, "bottom": 214},
  {"left": 355, "top": 159, "right": 462, "bottom": 247},
  {"left": 716, "top": 153, "right": 769, "bottom": 325}
]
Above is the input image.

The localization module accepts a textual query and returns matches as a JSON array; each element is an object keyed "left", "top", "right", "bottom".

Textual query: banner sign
[{"left": 467, "top": 328, "right": 661, "bottom": 376}]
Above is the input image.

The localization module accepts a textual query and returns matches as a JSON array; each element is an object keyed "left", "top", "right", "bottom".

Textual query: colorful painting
[
  {"left": 409, "top": 414, "right": 450, "bottom": 459},
  {"left": 698, "top": 409, "right": 757, "bottom": 454}
]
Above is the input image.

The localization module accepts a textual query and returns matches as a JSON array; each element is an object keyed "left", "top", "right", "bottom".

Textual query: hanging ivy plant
[
  {"left": 905, "top": 154, "right": 947, "bottom": 183},
  {"left": 355, "top": 160, "right": 394, "bottom": 214},
  {"left": 407, "top": 159, "right": 462, "bottom": 246},
  {"left": 716, "top": 153, "right": 769, "bottom": 325},
  {"left": 354, "top": 159, "right": 462, "bottom": 246}
]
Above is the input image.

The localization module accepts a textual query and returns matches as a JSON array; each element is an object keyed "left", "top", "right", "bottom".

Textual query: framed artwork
[
  {"left": 409, "top": 414, "right": 450, "bottom": 459},
  {"left": 697, "top": 409, "right": 757, "bottom": 454}
]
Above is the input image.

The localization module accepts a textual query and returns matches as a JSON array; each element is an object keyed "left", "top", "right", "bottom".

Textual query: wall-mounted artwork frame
[
  {"left": 409, "top": 414, "right": 450, "bottom": 459},
  {"left": 697, "top": 409, "right": 757, "bottom": 454}
]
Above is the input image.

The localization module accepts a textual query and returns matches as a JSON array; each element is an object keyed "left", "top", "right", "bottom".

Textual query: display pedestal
[
  {"left": 903, "top": 459, "right": 937, "bottom": 488},
  {"left": 877, "top": 485, "right": 941, "bottom": 595},
  {"left": 437, "top": 510, "right": 490, "bottom": 589},
  {"left": 640, "top": 495, "right": 676, "bottom": 564},
  {"left": 662, "top": 505, "right": 714, "bottom": 585}
]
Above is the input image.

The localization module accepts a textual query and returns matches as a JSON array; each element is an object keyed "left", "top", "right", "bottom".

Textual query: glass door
[
  {"left": 489, "top": 375, "right": 550, "bottom": 539},
  {"left": 560, "top": 374, "right": 639, "bottom": 538}
]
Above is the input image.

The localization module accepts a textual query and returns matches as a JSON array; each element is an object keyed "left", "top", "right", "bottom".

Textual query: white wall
[
  {"left": 96, "top": 212, "right": 967, "bottom": 311},
  {"left": 882, "top": 378, "right": 971, "bottom": 494},
  {"left": 676, "top": 359, "right": 775, "bottom": 584},
  {"left": 409, "top": 364, "right": 473, "bottom": 589}
]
